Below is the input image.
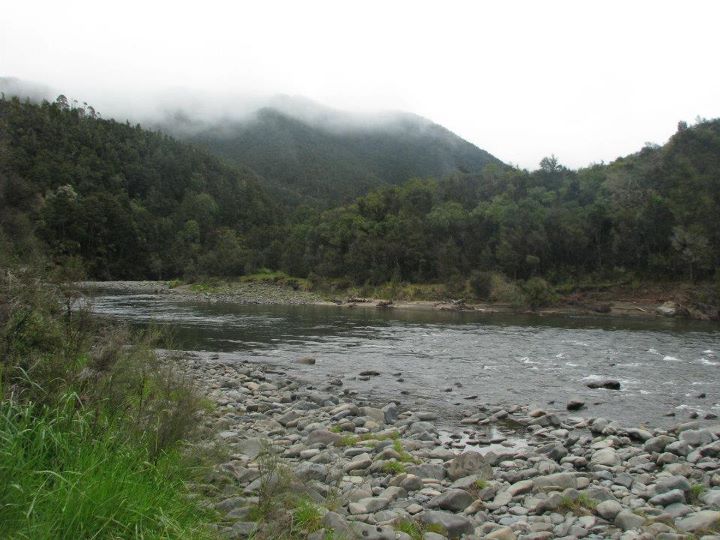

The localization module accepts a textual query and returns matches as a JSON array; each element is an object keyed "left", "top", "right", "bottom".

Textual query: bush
[
  {"left": 489, "top": 274, "right": 526, "bottom": 307},
  {"left": 469, "top": 270, "right": 493, "bottom": 300},
  {"left": 523, "top": 277, "right": 555, "bottom": 309}
]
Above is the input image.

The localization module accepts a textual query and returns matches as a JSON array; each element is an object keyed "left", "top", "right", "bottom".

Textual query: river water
[{"left": 89, "top": 293, "right": 720, "bottom": 428}]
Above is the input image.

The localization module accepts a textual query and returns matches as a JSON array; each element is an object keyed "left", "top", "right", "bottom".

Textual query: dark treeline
[
  {"left": 270, "top": 122, "right": 720, "bottom": 286},
  {"left": 2, "top": 96, "right": 719, "bottom": 289},
  {"left": 0, "top": 96, "right": 277, "bottom": 279}
]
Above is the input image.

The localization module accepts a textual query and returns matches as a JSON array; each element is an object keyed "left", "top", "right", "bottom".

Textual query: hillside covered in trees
[
  {"left": 268, "top": 120, "right": 720, "bottom": 288},
  {"left": 1, "top": 95, "right": 719, "bottom": 297},
  {"left": 161, "top": 100, "right": 501, "bottom": 206},
  {"left": 0, "top": 96, "right": 277, "bottom": 279}
]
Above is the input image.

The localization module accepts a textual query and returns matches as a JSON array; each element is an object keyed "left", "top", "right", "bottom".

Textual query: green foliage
[
  {"left": 174, "top": 107, "right": 501, "bottom": 206},
  {"left": 0, "top": 398, "right": 214, "bottom": 539},
  {"left": 469, "top": 270, "right": 494, "bottom": 300},
  {"left": 559, "top": 493, "right": 598, "bottom": 514},
  {"left": 292, "top": 499, "right": 323, "bottom": 535},
  {"left": 0, "top": 96, "right": 276, "bottom": 280},
  {"left": 382, "top": 460, "right": 407, "bottom": 475},
  {"left": 0, "top": 261, "right": 213, "bottom": 538},
  {"left": 523, "top": 277, "right": 555, "bottom": 309}
]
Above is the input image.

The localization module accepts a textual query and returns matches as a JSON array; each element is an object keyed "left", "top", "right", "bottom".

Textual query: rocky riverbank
[
  {"left": 176, "top": 354, "right": 720, "bottom": 540},
  {"left": 78, "top": 280, "right": 719, "bottom": 321},
  {"left": 77, "top": 280, "right": 328, "bottom": 305}
]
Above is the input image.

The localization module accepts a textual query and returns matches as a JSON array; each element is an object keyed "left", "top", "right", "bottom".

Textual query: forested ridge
[
  {"left": 166, "top": 105, "right": 501, "bottom": 206},
  {"left": 1, "top": 95, "right": 719, "bottom": 296},
  {"left": 0, "top": 96, "right": 277, "bottom": 278},
  {"left": 272, "top": 121, "right": 720, "bottom": 287}
]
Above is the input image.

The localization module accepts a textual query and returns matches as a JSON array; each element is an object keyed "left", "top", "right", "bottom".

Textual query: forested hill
[
  {"left": 0, "top": 96, "right": 277, "bottom": 279},
  {"left": 268, "top": 119, "right": 720, "bottom": 286},
  {"left": 161, "top": 103, "right": 502, "bottom": 206}
]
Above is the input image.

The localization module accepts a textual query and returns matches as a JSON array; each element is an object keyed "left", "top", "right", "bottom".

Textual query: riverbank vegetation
[
  {"left": 1, "top": 96, "right": 719, "bottom": 316},
  {"left": 0, "top": 259, "right": 215, "bottom": 538}
]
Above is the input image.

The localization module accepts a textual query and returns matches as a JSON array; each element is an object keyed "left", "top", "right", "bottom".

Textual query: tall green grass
[
  {"left": 0, "top": 262, "right": 217, "bottom": 538},
  {"left": 0, "top": 396, "right": 214, "bottom": 539}
]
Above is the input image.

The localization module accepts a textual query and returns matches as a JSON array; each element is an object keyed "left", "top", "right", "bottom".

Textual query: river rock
[
  {"left": 655, "top": 475, "right": 691, "bottom": 494},
  {"left": 404, "top": 462, "right": 444, "bottom": 481},
  {"left": 614, "top": 510, "right": 645, "bottom": 530},
  {"left": 295, "top": 356, "right": 316, "bottom": 365},
  {"left": 428, "top": 489, "right": 474, "bottom": 512},
  {"left": 591, "top": 447, "right": 619, "bottom": 467},
  {"left": 645, "top": 435, "right": 675, "bottom": 453},
  {"left": 586, "top": 379, "right": 621, "bottom": 390},
  {"left": 656, "top": 301, "right": 678, "bottom": 316},
  {"left": 533, "top": 472, "right": 578, "bottom": 491},
  {"left": 307, "top": 429, "right": 342, "bottom": 446},
  {"left": 381, "top": 402, "right": 398, "bottom": 424},
  {"left": 447, "top": 451, "right": 492, "bottom": 481},
  {"left": 676, "top": 510, "right": 720, "bottom": 532},
  {"left": 485, "top": 526, "right": 517, "bottom": 540},
  {"left": 701, "top": 489, "right": 720, "bottom": 507},
  {"left": 420, "top": 510, "right": 474, "bottom": 539},
  {"left": 596, "top": 499, "right": 623, "bottom": 520},
  {"left": 649, "top": 488, "right": 686, "bottom": 506},
  {"left": 566, "top": 400, "right": 585, "bottom": 411},
  {"left": 680, "top": 429, "right": 714, "bottom": 447},
  {"left": 348, "top": 496, "right": 390, "bottom": 514}
]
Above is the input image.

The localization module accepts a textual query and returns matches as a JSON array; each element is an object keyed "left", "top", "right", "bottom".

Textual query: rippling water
[{"left": 90, "top": 293, "right": 720, "bottom": 428}]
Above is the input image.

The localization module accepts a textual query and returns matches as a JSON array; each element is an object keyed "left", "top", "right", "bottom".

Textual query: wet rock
[
  {"left": 359, "top": 370, "right": 380, "bottom": 377},
  {"left": 566, "top": 400, "right": 585, "bottom": 411},
  {"left": 295, "top": 356, "right": 316, "bottom": 365},
  {"left": 586, "top": 379, "right": 621, "bottom": 390}
]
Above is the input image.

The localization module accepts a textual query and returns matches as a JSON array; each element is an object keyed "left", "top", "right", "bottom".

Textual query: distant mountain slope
[{"left": 161, "top": 100, "right": 502, "bottom": 205}]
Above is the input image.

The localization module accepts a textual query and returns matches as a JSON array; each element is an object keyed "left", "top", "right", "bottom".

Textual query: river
[{"left": 89, "top": 292, "right": 720, "bottom": 428}]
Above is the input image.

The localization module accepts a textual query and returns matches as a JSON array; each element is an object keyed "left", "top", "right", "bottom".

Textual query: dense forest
[
  {"left": 163, "top": 103, "right": 501, "bottom": 206},
  {"left": 271, "top": 122, "right": 720, "bottom": 287},
  {"left": 0, "top": 96, "right": 277, "bottom": 279},
  {"left": 1, "top": 95, "right": 719, "bottom": 294}
]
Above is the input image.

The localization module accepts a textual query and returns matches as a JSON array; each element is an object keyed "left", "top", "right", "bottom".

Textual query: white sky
[{"left": 2, "top": 0, "right": 719, "bottom": 169}]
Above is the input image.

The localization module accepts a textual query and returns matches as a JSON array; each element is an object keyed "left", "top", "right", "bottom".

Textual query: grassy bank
[{"left": 0, "top": 265, "right": 216, "bottom": 538}]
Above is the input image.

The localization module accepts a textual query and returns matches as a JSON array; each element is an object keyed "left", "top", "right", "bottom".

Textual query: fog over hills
[
  {"left": 1, "top": 77, "right": 502, "bottom": 205},
  {"left": 157, "top": 96, "right": 502, "bottom": 205}
]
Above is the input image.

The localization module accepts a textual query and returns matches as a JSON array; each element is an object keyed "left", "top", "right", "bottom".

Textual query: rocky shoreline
[
  {"left": 177, "top": 354, "right": 720, "bottom": 540},
  {"left": 78, "top": 280, "right": 718, "bottom": 321}
]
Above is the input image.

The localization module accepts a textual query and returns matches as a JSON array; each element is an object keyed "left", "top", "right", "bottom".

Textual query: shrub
[
  {"left": 469, "top": 270, "right": 493, "bottom": 300},
  {"left": 523, "top": 277, "right": 555, "bottom": 309}
]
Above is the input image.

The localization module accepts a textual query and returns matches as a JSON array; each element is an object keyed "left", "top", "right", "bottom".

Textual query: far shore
[{"left": 76, "top": 280, "right": 718, "bottom": 322}]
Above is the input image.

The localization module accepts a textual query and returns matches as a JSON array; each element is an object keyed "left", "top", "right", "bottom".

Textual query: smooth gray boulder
[
  {"left": 420, "top": 511, "right": 473, "bottom": 539},
  {"left": 428, "top": 489, "right": 474, "bottom": 512},
  {"left": 676, "top": 510, "right": 720, "bottom": 532},
  {"left": 614, "top": 510, "right": 645, "bottom": 531},
  {"left": 446, "top": 452, "right": 492, "bottom": 481}
]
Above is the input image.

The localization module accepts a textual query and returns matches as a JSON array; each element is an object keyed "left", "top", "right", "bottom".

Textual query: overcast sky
[{"left": 2, "top": 0, "right": 719, "bottom": 169}]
